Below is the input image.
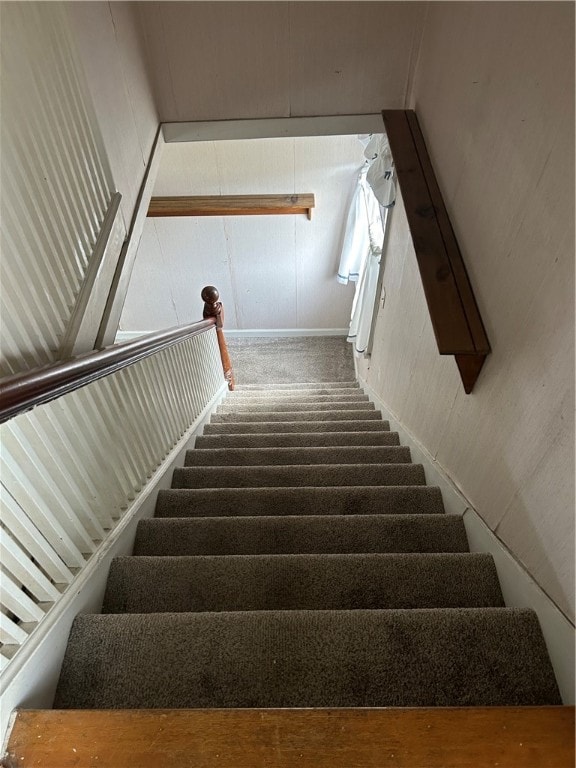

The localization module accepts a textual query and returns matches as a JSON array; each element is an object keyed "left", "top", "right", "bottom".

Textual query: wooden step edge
[{"left": 3, "top": 706, "right": 574, "bottom": 768}]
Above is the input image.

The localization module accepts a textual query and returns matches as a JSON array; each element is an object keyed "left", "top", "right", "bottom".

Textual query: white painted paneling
[
  {"left": 154, "top": 218, "right": 237, "bottom": 328},
  {"left": 136, "top": 2, "right": 426, "bottom": 122},
  {"left": 155, "top": 142, "right": 220, "bottom": 197},
  {"left": 0, "top": 329, "right": 224, "bottom": 678},
  {"left": 215, "top": 139, "right": 294, "bottom": 195},
  {"left": 359, "top": 3, "right": 575, "bottom": 621},
  {"left": 59, "top": 195, "right": 126, "bottom": 358},
  {"left": 0, "top": 379, "right": 227, "bottom": 743},
  {"left": 295, "top": 137, "right": 363, "bottom": 327},
  {"left": 225, "top": 216, "right": 298, "bottom": 329},
  {"left": 288, "top": 2, "right": 424, "bottom": 116},
  {"left": 68, "top": 1, "right": 159, "bottom": 230},
  {"left": 56, "top": 0, "right": 160, "bottom": 348},
  {"left": 214, "top": 137, "right": 298, "bottom": 328},
  {"left": 0, "top": 2, "right": 116, "bottom": 376},
  {"left": 138, "top": 2, "right": 291, "bottom": 122},
  {"left": 120, "top": 136, "right": 365, "bottom": 333},
  {"left": 119, "top": 220, "right": 180, "bottom": 332}
]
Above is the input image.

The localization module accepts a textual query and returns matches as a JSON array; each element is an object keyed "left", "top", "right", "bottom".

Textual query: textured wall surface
[
  {"left": 120, "top": 136, "right": 364, "bottom": 331},
  {"left": 0, "top": 2, "right": 117, "bottom": 375},
  {"left": 68, "top": 2, "right": 159, "bottom": 231},
  {"left": 358, "top": 2, "right": 575, "bottom": 621},
  {"left": 136, "top": 1, "right": 425, "bottom": 121}
]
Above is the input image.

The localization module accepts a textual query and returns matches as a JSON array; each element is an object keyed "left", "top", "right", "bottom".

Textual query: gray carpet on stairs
[
  {"left": 103, "top": 553, "right": 504, "bottom": 613},
  {"left": 54, "top": 377, "right": 561, "bottom": 710},
  {"left": 228, "top": 391, "right": 369, "bottom": 401},
  {"left": 54, "top": 609, "right": 560, "bottom": 708},
  {"left": 173, "top": 463, "right": 426, "bottom": 488},
  {"left": 203, "top": 419, "right": 391, "bottom": 433},
  {"left": 184, "top": 446, "right": 411, "bottom": 466},
  {"left": 211, "top": 409, "right": 382, "bottom": 422},
  {"left": 134, "top": 514, "right": 470, "bottom": 555},
  {"left": 227, "top": 337, "right": 356, "bottom": 385},
  {"left": 235, "top": 382, "right": 358, "bottom": 390},
  {"left": 195, "top": 431, "right": 401, "bottom": 448},
  {"left": 154, "top": 486, "right": 445, "bottom": 517},
  {"left": 217, "top": 400, "right": 374, "bottom": 412}
]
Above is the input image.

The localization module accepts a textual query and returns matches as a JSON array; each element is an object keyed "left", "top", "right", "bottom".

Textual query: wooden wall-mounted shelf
[
  {"left": 382, "top": 110, "right": 490, "bottom": 393},
  {"left": 147, "top": 194, "right": 315, "bottom": 220}
]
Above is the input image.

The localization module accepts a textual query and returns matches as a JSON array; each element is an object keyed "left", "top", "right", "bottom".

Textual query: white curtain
[{"left": 337, "top": 134, "right": 395, "bottom": 354}]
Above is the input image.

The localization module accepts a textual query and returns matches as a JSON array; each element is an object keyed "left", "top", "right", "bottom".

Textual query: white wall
[
  {"left": 68, "top": 1, "right": 159, "bottom": 234},
  {"left": 0, "top": 3, "right": 160, "bottom": 374},
  {"left": 136, "top": 1, "right": 426, "bottom": 121},
  {"left": 0, "top": 2, "right": 119, "bottom": 375},
  {"left": 358, "top": 2, "right": 575, "bottom": 622},
  {"left": 120, "top": 136, "right": 364, "bottom": 331}
]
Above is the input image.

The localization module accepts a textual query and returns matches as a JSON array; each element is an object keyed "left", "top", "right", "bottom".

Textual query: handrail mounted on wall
[{"left": 382, "top": 110, "right": 490, "bottom": 393}]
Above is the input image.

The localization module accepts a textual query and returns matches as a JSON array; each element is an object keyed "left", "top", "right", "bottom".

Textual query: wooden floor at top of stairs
[{"left": 3, "top": 706, "right": 574, "bottom": 768}]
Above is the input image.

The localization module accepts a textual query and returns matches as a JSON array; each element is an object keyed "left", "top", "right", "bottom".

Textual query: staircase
[{"left": 53, "top": 381, "right": 561, "bottom": 710}]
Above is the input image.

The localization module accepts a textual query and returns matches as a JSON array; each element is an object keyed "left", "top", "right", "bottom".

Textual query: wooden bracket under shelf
[{"left": 147, "top": 194, "right": 315, "bottom": 220}]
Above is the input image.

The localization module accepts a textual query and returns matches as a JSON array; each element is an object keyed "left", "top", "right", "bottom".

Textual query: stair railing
[
  {"left": 201, "top": 285, "right": 235, "bottom": 391},
  {"left": 0, "top": 288, "right": 232, "bottom": 676}
]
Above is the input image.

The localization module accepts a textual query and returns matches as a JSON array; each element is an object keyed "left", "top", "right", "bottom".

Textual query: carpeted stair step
[
  {"left": 155, "top": 486, "right": 445, "bottom": 517},
  {"left": 172, "top": 463, "right": 426, "bottom": 488},
  {"left": 228, "top": 390, "right": 367, "bottom": 400},
  {"left": 227, "top": 391, "right": 370, "bottom": 401},
  {"left": 134, "top": 514, "right": 467, "bottom": 555},
  {"left": 184, "top": 446, "right": 411, "bottom": 467},
  {"left": 235, "top": 382, "right": 359, "bottom": 390},
  {"left": 218, "top": 401, "right": 375, "bottom": 414},
  {"left": 219, "top": 395, "right": 370, "bottom": 407},
  {"left": 103, "top": 553, "right": 504, "bottom": 613},
  {"left": 155, "top": 485, "right": 444, "bottom": 518},
  {"left": 195, "top": 431, "right": 401, "bottom": 449},
  {"left": 211, "top": 410, "right": 382, "bottom": 422},
  {"left": 204, "top": 419, "right": 390, "bottom": 434},
  {"left": 54, "top": 608, "right": 561, "bottom": 709}
]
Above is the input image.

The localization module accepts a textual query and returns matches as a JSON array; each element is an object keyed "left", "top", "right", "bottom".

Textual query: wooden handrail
[
  {"left": 382, "top": 110, "right": 491, "bottom": 393},
  {"left": 0, "top": 286, "right": 236, "bottom": 422},
  {"left": 0, "top": 318, "right": 216, "bottom": 424},
  {"left": 202, "top": 285, "right": 235, "bottom": 390}
]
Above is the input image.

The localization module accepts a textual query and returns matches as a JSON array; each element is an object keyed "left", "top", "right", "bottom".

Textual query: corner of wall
[{"left": 403, "top": 1, "right": 429, "bottom": 109}]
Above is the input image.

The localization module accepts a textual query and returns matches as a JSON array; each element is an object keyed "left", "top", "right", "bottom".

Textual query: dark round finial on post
[
  {"left": 201, "top": 285, "right": 219, "bottom": 304},
  {"left": 201, "top": 285, "right": 234, "bottom": 390},
  {"left": 201, "top": 285, "right": 223, "bottom": 326}
]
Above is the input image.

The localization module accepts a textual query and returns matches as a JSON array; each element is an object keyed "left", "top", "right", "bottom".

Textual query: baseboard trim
[
  {"left": 116, "top": 329, "right": 350, "bottom": 342},
  {"left": 0, "top": 382, "right": 227, "bottom": 742},
  {"left": 226, "top": 329, "right": 349, "bottom": 338},
  {"left": 359, "top": 375, "right": 575, "bottom": 705}
]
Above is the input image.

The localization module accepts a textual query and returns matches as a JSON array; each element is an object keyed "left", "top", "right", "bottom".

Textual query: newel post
[{"left": 201, "top": 286, "right": 235, "bottom": 391}]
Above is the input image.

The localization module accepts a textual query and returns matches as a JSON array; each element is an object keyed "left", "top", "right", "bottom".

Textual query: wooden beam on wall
[
  {"left": 147, "top": 194, "right": 315, "bottom": 220},
  {"left": 382, "top": 109, "right": 491, "bottom": 393}
]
